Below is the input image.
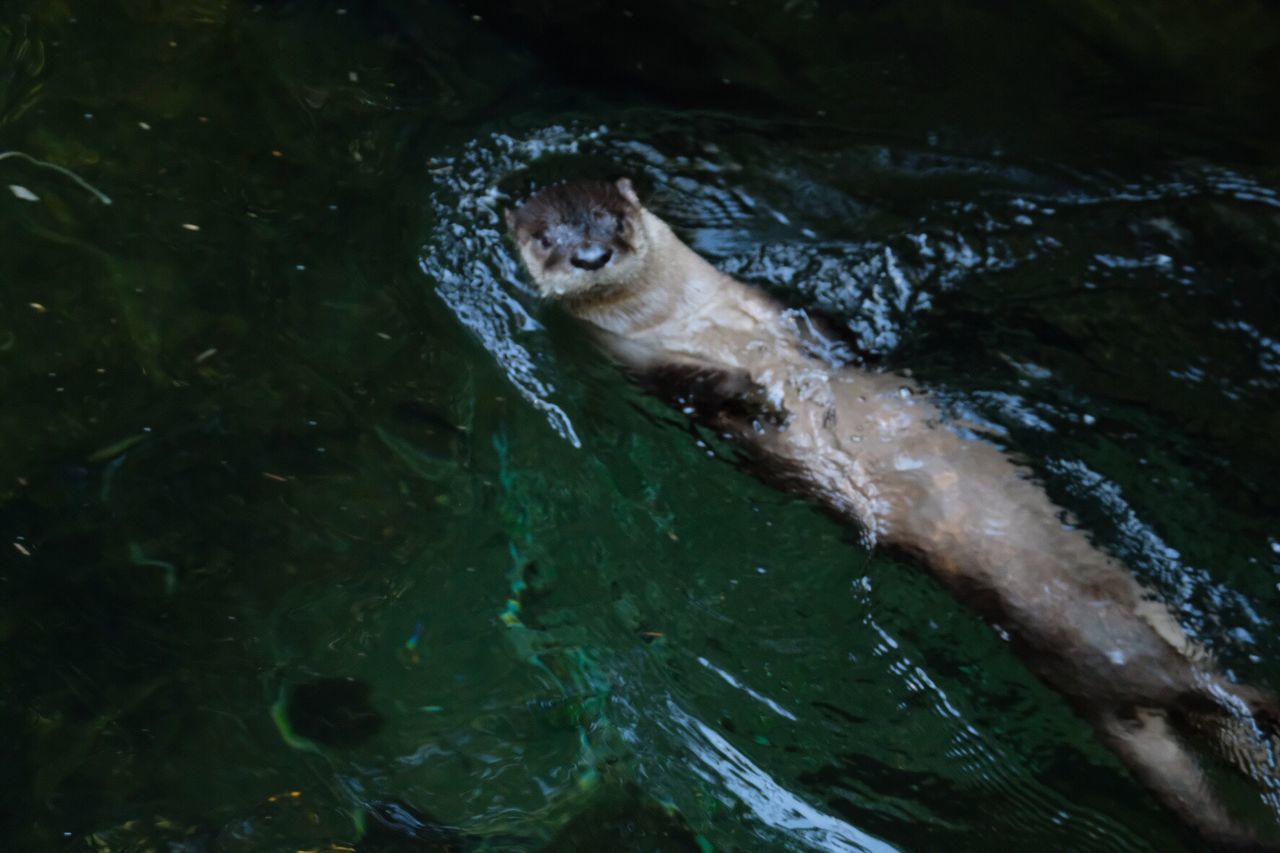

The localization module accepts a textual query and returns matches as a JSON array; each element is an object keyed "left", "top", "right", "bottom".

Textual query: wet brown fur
[
  {"left": 508, "top": 180, "right": 633, "bottom": 239},
  {"left": 506, "top": 179, "right": 1280, "bottom": 849}
]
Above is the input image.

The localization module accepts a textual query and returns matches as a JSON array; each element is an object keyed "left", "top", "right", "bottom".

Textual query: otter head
[{"left": 505, "top": 178, "right": 650, "bottom": 299}]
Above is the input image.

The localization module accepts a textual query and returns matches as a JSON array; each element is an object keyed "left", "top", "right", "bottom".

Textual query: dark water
[{"left": 3, "top": 2, "right": 1279, "bottom": 851}]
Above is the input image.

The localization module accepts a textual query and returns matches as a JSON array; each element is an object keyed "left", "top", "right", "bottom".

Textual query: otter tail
[
  {"left": 1094, "top": 707, "right": 1276, "bottom": 850},
  {"left": 1181, "top": 678, "right": 1280, "bottom": 818}
]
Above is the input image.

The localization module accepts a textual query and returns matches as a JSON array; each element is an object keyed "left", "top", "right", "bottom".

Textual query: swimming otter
[{"left": 505, "top": 178, "right": 1280, "bottom": 848}]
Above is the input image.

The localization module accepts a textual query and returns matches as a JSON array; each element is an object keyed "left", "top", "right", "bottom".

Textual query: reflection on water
[
  {"left": 3, "top": 1, "right": 1280, "bottom": 851},
  {"left": 665, "top": 699, "right": 895, "bottom": 853}
]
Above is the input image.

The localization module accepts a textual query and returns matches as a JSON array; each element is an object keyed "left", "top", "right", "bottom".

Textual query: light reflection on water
[{"left": 664, "top": 698, "right": 897, "bottom": 853}]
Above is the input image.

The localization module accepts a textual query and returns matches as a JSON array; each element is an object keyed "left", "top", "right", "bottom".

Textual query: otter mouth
[
  {"left": 553, "top": 277, "right": 628, "bottom": 305},
  {"left": 570, "top": 245, "right": 613, "bottom": 271}
]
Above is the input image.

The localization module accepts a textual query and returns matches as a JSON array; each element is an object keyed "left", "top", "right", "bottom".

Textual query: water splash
[{"left": 418, "top": 125, "right": 609, "bottom": 446}]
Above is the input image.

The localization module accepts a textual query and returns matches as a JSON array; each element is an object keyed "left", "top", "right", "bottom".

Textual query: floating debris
[
  {"left": 500, "top": 597, "right": 522, "bottom": 627},
  {"left": 400, "top": 621, "right": 426, "bottom": 666},
  {"left": 270, "top": 689, "right": 322, "bottom": 755},
  {"left": 404, "top": 621, "right": 425, "bottom": 652},
  {"left": 88, "top": 432, "right": 147, "bottom": 462},
  {"left": 129, "top": 543, "right": 177, "bottom": 594},
  {"left": 0, "top": 150, "right": 113, "bottom": 205},
  {"left": 8, "top": 184, "right": 38, "bottom": 202},
  {"left": 180, "top": 223, "right": 200, "bottom": 231}
]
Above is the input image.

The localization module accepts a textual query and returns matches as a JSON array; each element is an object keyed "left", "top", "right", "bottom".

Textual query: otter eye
[{"left": 538, "top": 235, "right": 552, "bottom": 250}]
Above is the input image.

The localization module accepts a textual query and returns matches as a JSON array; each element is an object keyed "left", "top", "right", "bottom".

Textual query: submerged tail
[
  {"left": 1099, "top": 677, "right": 1280, "bottom": 850},
  {"left": 1094, "top": 707, "right": 1276, "bottom": 850},
  {"left": 1182, "top": 678, "right": 1280, "bottom": 822}
]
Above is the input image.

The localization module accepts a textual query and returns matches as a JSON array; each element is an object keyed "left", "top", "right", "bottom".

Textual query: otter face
[{"left": 506, "top": 178, "right": 649, "bottom": 298}]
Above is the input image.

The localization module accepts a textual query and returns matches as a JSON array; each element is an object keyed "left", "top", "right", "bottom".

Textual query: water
[{"left": 3, "top": 2, "right": 1279, "bottom": 851}]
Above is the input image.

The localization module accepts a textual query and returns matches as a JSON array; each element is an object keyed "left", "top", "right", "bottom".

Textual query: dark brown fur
[{"left": 507, "top": 181, "right": 633, "bottom": 242}]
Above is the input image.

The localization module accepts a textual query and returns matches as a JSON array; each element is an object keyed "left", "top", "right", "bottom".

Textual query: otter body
[{"left": 505, "top": 179, "right": 1279, "bottom": 847}]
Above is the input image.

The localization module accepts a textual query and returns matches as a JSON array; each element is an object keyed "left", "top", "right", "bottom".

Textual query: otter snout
[{"left": 571, "top": 244, "right": 613, "bottom": 271}]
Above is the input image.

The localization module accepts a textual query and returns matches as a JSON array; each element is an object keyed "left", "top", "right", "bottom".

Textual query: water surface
[{"left": 3, "top": 2, "right": 1279, "bottom": 851}]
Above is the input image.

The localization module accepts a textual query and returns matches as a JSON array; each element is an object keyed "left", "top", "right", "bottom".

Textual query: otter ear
[{"left": 616, "top": 177, "right": 640, "bottom": 206}]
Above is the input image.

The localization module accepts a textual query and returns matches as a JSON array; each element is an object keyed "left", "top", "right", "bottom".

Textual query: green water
[{"left": 3, "top": 2, "right": 1279, "bottom": 851}]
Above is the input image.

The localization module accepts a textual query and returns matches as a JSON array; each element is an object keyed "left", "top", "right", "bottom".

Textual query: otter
[{"left": 504, "top": 178, "right": 1280, "bottom": 848}]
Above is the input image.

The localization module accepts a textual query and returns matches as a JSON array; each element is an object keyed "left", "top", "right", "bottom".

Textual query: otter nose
[{"left": 570, "top": 244, "right": 613, "bottom": 271}]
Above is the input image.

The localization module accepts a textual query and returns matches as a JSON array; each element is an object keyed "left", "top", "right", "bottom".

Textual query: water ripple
[
  {"left": 418, "top": 125, "right": 607, "bottom": 446},
  {"left": 665, "top": 698, "right": 899, "bottom": 853}
]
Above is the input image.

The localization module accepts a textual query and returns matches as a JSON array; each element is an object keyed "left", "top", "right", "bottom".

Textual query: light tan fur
[{"left": 507, "top": 178, "right": 1280, "bottom": 848}]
